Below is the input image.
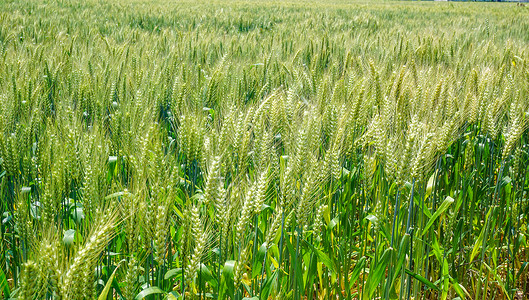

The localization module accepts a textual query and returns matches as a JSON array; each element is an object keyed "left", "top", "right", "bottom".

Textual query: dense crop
[{"left": 0, "top": 0, "right": 529, "bottom": 299}]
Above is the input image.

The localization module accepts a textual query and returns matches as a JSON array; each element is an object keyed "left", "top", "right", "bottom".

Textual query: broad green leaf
[
  {"left": 0, "top": 266, "right": 9, "bottom": 298},
  {"left": 348, "top": 256, "right": 366, "bottom": 290},
  {"left": 220, "top": 260, "right": 235, "bottom": 299},
  {"left": 404, "top": 268, "right": 439, "bottom": 291},
  {"left": 470, "top": 208, "right": 492, "bottom": 263},
  {"left": 98, "top": 265, "right": 119, "bottom": 300},
  {"left": 167, "top": 293, "right": 179, "bottom": 300},
  {"left": 450, "top": 278, "right": 467, "bottom": 299},
  {"left": 135, "top": 286, "right": 164, "bottom": 300},
  {"left": 365, "top": 214, "right": 379, "bottom": 226},
  {"left": 364, "top": 247, "right": 393, "bottom": 300},
  {"left": 483, "top": 262, "right": 510, "bottom": 298},
  {"left": 516, "top": 262, "right": 528, "bottom": 282},
  {"left": 286, "top": 239, "right": 303, "bottom": 292},
  {"left": 303, "top": 240, "right": 335, "bottom": 272},
  {"left": 63, "top": 229, "right": 75, "bottom": 247},
  {"left": 71, "top": 207, "right": 85, "bottom": 223},
  {"left": 260, "top": 270, "right": 278, "bottom": 300},
  {"left": 441, "top": 258, "right": 449, "bottom": 300},
  {"left": 199, "top": 264, "right": 217, "bottom": 289},
  {"left": 422, "top": 196, "right": 454, "bottom": 236},
  {"left": 328, "top": 216, "right": 340, "bottom": 231},
  {"left": 390, "top": 234, "right": 410, "bottom": 287},
  {"left": 252, "top": 242, "right": 267, "bottom": 279},
  {"left": 164, "top": 268, "right": 182, "bottom": 280}
]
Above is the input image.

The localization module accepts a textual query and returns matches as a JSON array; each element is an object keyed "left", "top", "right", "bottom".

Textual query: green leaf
[
  {"left": 286, "top": 239, "right": 304, "bottom": 292},
  {"left": 365, "top": 214, "right": 379, "bottom": 226},
  {"left": 364, "top": 247, "right": 393, "bottom": 299},
  {"left": 0, "top": 266, "right": 10, "bottom": 298},
  {"left": 348, "top": 256, "right": 366, "bottom": 290},
  {"left": 303, "top": 240, "right": 335, "bottom": 272},
  {"left": 390, "top": 234, "right": 411, "bottom": 287},
  {"left": 441, "top": 258, "right": 449, "bottom": 300},
  {"left": 422, "top": 196, "right": 454, "bottom": 236},
  {"left": 260, "top": 270, "right": 278, "bottom": 300},
  {"left": 135, "top": 286, "right": 165, "bottom": 300},
  {"left": 450, "top": 278, "right": 467, "bottom": 299},
  {"left": 483, "top": 262, "right": 509, "bottom": 298},
  {"left": 469, "top": 208, "right": 492, "bottom": 263},
  {"left": 516, "top": 262, "right": 528, "bottom": 282},
  {"left": 71, "top": 207, "right": 85, "bottom": 223},
  {"left": 63, "top": 229, "right": 75, "bottom": 247},
  {"left": 199, "top": 264, "right": 217, "bottom": 289},
  {"left": 328, "top": 215, "right": 340, "bottom": 231},
  {"left": 167, "top": 292, "right": 180, "bottom": 300},
  {"left": 404, "top": 268, "right": 439, "bottom": 291},
  {"left": 252, "top": 242, "right": 267, "bottom": 279},
  {"left": 220, "top": 260, "right": 235, "bottom": 299},
  {"left": 98, "top": 265, "right": 119, "bottom": 300},
  {"left": 164, "top": 268, "right": 182, "bottom": 280}
]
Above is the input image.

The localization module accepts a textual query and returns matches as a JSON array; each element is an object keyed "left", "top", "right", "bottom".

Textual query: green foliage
[{"left": 0, "top": 0, "right": 528, "bottom": 299}]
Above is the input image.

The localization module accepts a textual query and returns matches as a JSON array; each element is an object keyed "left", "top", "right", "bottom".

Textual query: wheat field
[{"left": 0, "top": 0, "right": 528, "bottom": 299}]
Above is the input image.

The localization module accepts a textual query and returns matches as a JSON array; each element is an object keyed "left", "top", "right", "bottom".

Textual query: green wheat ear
[
  {"left": 19, "top": 261, "right": 41, "bottom": 300},
  {"left": 1, "top": 1, "right": 529, "bottom": 299},
  {"left": 61, "top": 208, "right": 120, "bottom": 299}
]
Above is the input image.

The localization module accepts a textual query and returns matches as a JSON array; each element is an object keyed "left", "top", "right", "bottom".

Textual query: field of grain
[{"left": 0, "top": 0, "right": 528, "bottom": 299}]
